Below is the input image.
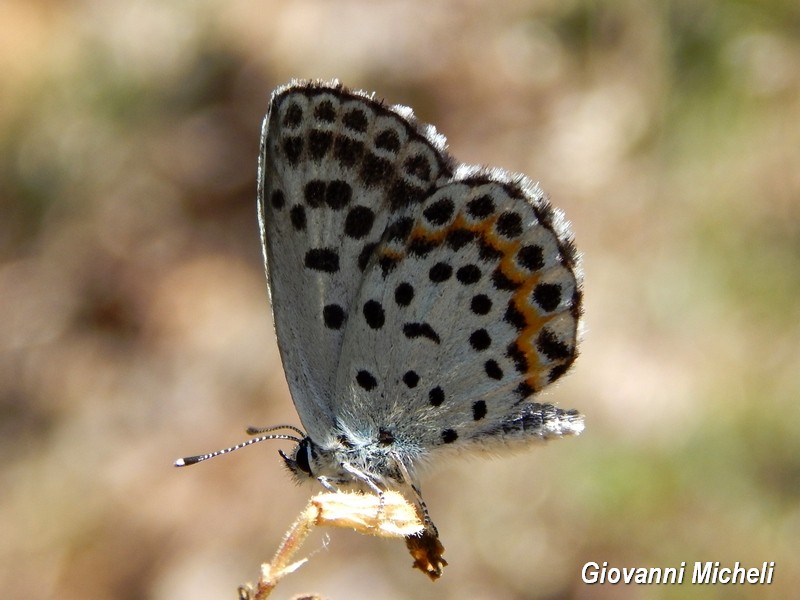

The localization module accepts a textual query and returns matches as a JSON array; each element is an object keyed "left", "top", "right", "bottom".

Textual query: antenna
[{"left": 174, "top": 425, "right": 305, "bottom": 467}]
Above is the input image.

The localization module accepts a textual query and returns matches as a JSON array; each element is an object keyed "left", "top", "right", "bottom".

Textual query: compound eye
[{"left": 294, "top": 438, "right": 312, "bottom": 475}]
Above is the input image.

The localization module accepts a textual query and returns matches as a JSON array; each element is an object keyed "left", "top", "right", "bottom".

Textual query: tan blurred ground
[{"left": 1, "top": 1, "right": 799, "bottom": 599}]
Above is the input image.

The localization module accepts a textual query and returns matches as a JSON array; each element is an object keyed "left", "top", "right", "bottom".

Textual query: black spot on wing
[
  {"left": 403, "top": 322, "right": 440, "bottom": 343},
  {"left": 323, "top": 304, "right": 346, "bottom": 329},
  {"left": 363, "top": 300, "right": 385, "bottom": 329},
  {"left": 305, "top": 248, "right": 339, "bottom": 272},
  {"left": 356, "top": 370, "right": 378, "bottom": 391},
  {"left": 472, "top": 400, "right": 487, "bottom": 420}
]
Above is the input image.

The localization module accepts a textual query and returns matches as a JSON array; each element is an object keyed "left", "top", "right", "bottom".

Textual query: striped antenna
[{"left": 174, "top": 425, "right": 304, "bottom": 467}]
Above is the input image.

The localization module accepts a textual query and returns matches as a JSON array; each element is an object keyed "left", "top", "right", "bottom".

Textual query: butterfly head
[
  {"left": 280, "top": 435, "right": 359, "bottom": 486},
  {"left": 279, "top": 430, "right": 415, "bottom": 493}
]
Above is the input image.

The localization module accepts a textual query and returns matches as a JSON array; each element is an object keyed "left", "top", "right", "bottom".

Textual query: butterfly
[{"left": 177, "top": 79, "right": 584, "bottom": 578}]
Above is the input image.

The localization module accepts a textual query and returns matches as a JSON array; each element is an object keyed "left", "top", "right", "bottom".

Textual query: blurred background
[{"left": 2, "top": 1, "right": 798, "bottom": 599}]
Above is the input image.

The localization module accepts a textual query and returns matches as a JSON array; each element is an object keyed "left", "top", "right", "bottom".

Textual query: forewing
[{"left": 258, "top": 80, "right": 453, "bottom": 438}]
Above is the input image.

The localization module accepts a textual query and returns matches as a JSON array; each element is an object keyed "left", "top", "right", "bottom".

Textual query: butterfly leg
[
  {"left": 393, "top": 457, "right": 438, "bottom": 536},
  {"left": 340, "top": 461, "right": 388, "bottom": 519},
  {"left": 408, "top": 482, "right": 438, "bottom": 536},
  {"left": 317, "top": 476, "right": 339, "bottom": 493},
  {"left": 341, "top": 462, "right": 384, "bottom": 495}
]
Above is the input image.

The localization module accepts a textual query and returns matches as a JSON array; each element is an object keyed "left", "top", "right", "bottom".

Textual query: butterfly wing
[
  {"left": 326, "top": 106, "right": 583, "bottom": 455},
  {"left": 334, "top": 174, "right": 583, "bottom": 452},
  {"left": 258, "top": 80, "right": 454, "bottom": 439}
]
